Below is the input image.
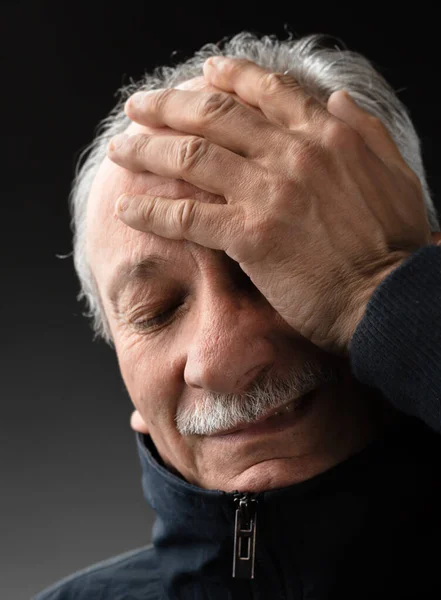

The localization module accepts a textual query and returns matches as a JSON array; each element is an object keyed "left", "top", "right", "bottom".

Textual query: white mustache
[{"left": 175, "top": 360, "right": 341, "bottom": 436}]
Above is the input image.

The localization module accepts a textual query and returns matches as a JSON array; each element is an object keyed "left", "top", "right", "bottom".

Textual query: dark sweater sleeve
[{"left": 349, "top": 244, "right": 441, "bottom": 434}]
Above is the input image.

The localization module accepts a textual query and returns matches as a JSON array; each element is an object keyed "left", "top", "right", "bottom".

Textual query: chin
[{"left": 216, "top": 457, "right": 325, "bottom": 493}]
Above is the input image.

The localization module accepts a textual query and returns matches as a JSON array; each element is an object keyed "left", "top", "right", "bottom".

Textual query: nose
[{"left": 183, "top": 291, "right": 276, "bottom": 394}]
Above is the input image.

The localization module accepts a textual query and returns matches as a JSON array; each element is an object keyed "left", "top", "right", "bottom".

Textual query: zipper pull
[{"left": 232, "top": 492, "right": 258, "bottom": 579}]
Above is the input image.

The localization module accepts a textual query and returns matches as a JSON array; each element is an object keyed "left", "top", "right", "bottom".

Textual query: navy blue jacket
[{"left": 33, "top": 245, "right": 441, "bottom": 599}]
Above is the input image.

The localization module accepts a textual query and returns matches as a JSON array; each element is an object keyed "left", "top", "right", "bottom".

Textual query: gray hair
[{"left": 69, "top": 31, "right": 439, "bottom": 345}]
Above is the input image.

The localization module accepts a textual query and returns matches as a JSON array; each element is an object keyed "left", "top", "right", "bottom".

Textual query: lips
[{"left": 212, "top": 387, "right": 318, "bottom": 437}]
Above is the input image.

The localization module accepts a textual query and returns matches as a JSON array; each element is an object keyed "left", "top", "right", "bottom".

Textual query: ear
[
  {"left": 130, "top": 409, "right": 150, "bottom": 434},
  {"left": 430, "top": 231, "right": 441, "bottom": 246}
]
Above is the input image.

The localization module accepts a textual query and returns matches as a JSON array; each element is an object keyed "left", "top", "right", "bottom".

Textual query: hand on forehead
[
  {"left": 90, "top": 70, "right": 265, "bottom": 239},
  {"left": 96, "top": 74, "right": 252, "bottom": 225},
  {"left": 125, "top": 74, "right": 259, "bottom": 138},
  {"left": 93, "top": 76, "right": 230, "bottom": 223}
]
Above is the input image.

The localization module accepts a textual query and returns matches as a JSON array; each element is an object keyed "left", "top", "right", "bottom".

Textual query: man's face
[{"left": 86, "top": 80, "right": 383, "bottom": 492}]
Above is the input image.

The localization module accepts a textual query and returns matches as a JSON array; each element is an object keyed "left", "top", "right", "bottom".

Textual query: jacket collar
[{"left": 135, "top": 412, "right": 428, "bottom": 598}]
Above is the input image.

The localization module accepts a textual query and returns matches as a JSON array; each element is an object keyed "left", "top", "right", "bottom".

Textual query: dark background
[{"left": 2, "top": 2, "right": 440, "bottom": 598}]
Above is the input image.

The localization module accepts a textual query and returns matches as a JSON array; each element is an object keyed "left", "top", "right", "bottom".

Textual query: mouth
[{"left": 210, "top": 387, "right": 319, "bottom": 438}]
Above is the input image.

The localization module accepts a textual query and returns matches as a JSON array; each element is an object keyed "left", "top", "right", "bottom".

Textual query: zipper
[{"left": 232, "top": 492, "right": 258, "bottom": 579}]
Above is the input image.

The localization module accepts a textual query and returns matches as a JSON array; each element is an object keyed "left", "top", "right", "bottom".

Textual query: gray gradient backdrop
[{"left": 3, "top": 2, "right": 441, "bottom": 598}]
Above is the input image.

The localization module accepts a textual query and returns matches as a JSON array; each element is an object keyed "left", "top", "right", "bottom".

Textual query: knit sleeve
[{"left": 349, "top": 244, "right": 441, "bottom": 433}]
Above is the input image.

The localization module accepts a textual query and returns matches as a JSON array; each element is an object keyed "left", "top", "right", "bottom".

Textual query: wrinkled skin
[{"left": 87, "top": 64, "right": 440, "bottom": 492}]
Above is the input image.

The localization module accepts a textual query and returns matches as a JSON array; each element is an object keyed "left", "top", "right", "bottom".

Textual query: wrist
[{"left": 340, "top": 252, "right": 411, "bottom": 356}]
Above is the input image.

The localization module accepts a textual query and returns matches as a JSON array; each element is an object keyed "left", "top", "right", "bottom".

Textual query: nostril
[{"left": 236, "top": 364, "right": 269, "bottom": 392}]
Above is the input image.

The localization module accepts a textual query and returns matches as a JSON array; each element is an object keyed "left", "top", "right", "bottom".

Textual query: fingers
[
  {"left": 125, "top": 88, "right": 276, "bottom": 158},
  {"left": 115, "top": 192, "right": 242, "bottom": 252},
  {"left": 203, "top": 57, "right": 327, "bottom": 128},
  {"left": 108, "top": 132, "right": 254, "bottom": 197},
  {"left": 327, "top": 90, "right": 407, "bottom": 169}
]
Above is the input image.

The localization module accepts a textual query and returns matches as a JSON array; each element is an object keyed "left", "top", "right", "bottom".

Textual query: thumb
[
  {"left": 327, "top": 90, "right": 405, "bottom": 168},
  {"left": 130, "top": 410, "right": 150, "bottom": 434}
]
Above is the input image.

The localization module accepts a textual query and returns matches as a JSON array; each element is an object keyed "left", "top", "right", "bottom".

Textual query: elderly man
[{"left": 35, "top": 32, "right": 441, "bottom": 599}]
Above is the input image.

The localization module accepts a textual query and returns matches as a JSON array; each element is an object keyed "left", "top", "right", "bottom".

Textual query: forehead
[
  {"left": 86, "top": 77, "right": 225, "bottom": 295},
  {"left": 87, "top": 157, "right": 224, "bottom": 294}
]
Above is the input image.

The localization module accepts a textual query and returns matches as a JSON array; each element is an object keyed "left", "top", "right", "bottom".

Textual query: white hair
[{"left": 69, "top": 32, "right": 440, "bottom": 345}]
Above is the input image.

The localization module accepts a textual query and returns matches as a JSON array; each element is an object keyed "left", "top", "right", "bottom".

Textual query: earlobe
[
  {"left": 430, "top": 231, "right": 441, "bottom": 246},
  {"left": 130, "top": 410, "right": 150, "bottom": 434}
]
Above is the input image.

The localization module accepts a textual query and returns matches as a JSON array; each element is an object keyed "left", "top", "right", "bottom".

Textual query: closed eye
[{"left": 133, "top": 302, "right": 187, "bottom": 332}]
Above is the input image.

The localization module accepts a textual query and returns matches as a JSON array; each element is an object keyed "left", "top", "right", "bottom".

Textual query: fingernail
[
  {"left": 108, "top": 133, "right": 128, "bottom": 152},
  {"left": 341, "top": 90, "right": 354, "bottom": 103},
  {"left": 115, "top": 194, "right": 132, "bottom": 214},
  {"left": 129, "top": 91, "right": 148, "bottom": 107},
  {"left": 208, "top": 56, "right": 228, "bottom": 68},
  {"left": 127, "top": 88, "right": 165, "bottom": 108}
]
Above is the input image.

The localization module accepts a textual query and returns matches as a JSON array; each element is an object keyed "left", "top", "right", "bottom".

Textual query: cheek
[
  {"left": 114, "top": 333, "right": 184, "bottom": 434},
  {"left": 114, "top": 333, "right": 201, "bottom": 480}
]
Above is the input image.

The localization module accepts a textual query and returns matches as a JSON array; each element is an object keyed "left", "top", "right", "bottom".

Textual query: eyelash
[{"left": 133, "top": 303, "right": 186, "bottom": 332}]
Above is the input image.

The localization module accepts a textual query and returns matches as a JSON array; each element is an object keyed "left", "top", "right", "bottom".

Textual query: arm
[{"left": 350, "top": 244, "right": 441, "bottom": 433}]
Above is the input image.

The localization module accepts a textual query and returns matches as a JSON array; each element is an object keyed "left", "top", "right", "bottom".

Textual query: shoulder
[{"left": 32, "top": 544, "right": 161, "bottom": 600}]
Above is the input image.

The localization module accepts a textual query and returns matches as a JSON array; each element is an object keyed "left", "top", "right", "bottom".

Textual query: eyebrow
[{"left": 107, "top": 254, "right": 170, "bottom": 308}]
